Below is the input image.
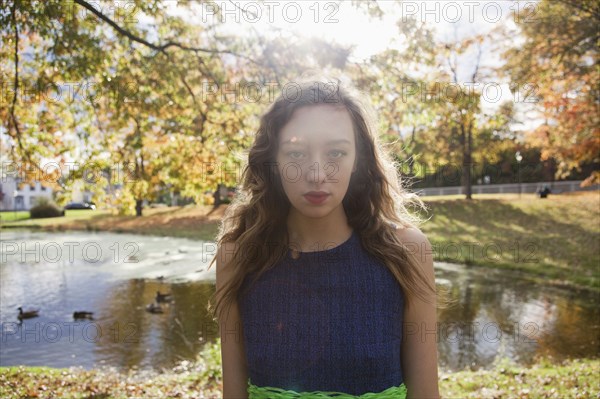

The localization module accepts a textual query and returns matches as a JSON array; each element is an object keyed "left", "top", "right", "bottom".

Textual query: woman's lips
[{"left": 303, "top": 193, "right": 330, "bottom": 205}]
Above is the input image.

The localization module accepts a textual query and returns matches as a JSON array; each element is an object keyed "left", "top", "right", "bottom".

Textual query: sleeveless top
[{"left": 238, "top": 229, "right": 405, "bottom": 396}]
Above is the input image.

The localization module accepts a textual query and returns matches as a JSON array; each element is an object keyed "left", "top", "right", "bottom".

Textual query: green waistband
[{"left": 247, "top": 378, "right": 407, "bottom": 399}]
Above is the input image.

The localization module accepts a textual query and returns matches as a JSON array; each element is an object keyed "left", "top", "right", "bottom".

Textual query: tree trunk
[
  {"left": 466, "top": 123, "right": 473, "bottom": 199},
  {"left": 135, "top": 199, "right": 143, "bottom": 217},
  {"left": 460, "top": 123, "right": 473, "bottom": 200}
]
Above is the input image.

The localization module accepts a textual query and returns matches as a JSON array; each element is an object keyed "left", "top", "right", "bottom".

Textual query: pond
[{"left": 1, "top": 230, "right": 598, "bottom": 373}]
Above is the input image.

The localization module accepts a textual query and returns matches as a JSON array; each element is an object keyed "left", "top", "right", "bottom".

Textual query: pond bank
[{"left": 2, "top": 192, "right": 598, "bottom": 291}]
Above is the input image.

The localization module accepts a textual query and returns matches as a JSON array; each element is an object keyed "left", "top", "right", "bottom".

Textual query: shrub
[{"left": 29, "top": 200, "right": 64, "bottom": 219}]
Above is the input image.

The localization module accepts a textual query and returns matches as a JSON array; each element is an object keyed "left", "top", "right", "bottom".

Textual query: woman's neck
[{"left": 285, "top": 207, "right": 353, "bottom": 251}]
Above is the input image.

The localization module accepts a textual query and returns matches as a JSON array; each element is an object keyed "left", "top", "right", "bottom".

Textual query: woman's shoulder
[
  {"left": 215, "top": 240, "right": 240, "bottom": 291},
  {"left": 394, "top": 225, "right": 429, "bottom": 244},
  {"left": 392, "top": 225, "right": 433, "bottom": 263}
]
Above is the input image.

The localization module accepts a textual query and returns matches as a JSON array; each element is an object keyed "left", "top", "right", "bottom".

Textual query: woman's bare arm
[
  {"left": 397, "top": 227, "right": 441, "bottom": 399},
  {"left": 216, "top": 242, "right": 249, "bottom": 399}
]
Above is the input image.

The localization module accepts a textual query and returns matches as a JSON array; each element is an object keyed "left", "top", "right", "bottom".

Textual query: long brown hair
[{"left": 208, "top": 74, "right": 447, "bottom": 324}]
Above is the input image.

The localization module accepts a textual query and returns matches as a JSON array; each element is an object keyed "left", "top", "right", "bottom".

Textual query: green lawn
[
  {"left": 439, "top": 356, "right": 599, "bottom": 398},
  {"left": 0, "top": 206, "right": 220, "bottom": 242},
  {"left": 0, "top": 209, "right": 105, "bottom": 225},
  {"left": 0, "top": 211, "right": 30, "bottom": 222},
  {"left": 419, "top": 191, "right": 599, "bottom": 290},
  {"left": 0, "top": 340, "right": 223, "bottom": 399}
]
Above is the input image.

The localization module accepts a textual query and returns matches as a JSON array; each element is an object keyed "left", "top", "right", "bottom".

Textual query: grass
[
  {"left": 0, "top": 340, "right": 597, "bottom": 399},
  {"left": 0, "top": 206, "right": 222, "bottom": 242},
  {"left": 2, "top": 191, "right": 599, "bottom": 290},
  {"left": 418, "top": 191, "right": 599, "bottom": 291},
  {"left": 0, "top": 340, "right": 223, "bottom": 399},
  {"left": 1, "top": 209, "right": 108, "bottom": 226},
  {"left": 439, "top": 356, "right": 600, "bottom": 398},
  {"left": 0, "top": 211, "right": 30, "bottom": 222}
]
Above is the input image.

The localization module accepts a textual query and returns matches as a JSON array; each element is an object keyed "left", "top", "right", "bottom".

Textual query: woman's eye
[
  {"left": 287, "top": 150, "right": 346, "bottom": 160},
  {"left": 329, "top": 150, "right": 347, "bottom": 159}
]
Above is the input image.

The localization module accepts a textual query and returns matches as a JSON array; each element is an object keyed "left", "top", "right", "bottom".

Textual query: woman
[{"left": 208, "top": 75, "right": 441, "bottom": 399}]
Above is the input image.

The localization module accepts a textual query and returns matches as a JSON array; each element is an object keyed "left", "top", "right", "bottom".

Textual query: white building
[{"left": 0, "top": 176, "right": 54, "bottom": 211}]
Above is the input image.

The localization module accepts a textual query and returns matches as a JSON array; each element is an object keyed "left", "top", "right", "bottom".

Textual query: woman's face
[{"left": 275, "top": 104, "right": 357, "bottom": 218}]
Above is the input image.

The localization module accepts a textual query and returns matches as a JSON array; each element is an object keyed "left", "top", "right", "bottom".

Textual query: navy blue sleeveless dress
[{"left": 238, "top": 229, "right": 405, "bottom": 395}]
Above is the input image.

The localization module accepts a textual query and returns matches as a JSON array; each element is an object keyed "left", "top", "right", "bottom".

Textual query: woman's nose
[{"left": 305, "top": 155, "right": 336, "bottom": 184}]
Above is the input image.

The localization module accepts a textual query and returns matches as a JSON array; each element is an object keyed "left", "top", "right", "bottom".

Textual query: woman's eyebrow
[
  {"left": 325, "top": 139, "right": 352, "bottom": 145},
  {"left": 281, "top": 139, "right": 351, "bottom": 146}
]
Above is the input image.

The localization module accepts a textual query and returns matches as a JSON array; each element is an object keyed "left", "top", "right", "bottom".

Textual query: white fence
[{"left": 413, "top": 180, "right": 599, "bottom": 196}]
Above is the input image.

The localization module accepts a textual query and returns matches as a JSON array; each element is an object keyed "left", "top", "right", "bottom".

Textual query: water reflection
[
  {"left": 435, "top": 262, "right": 600, "bottom": 371},
  {"left": 0, "top": 230, "right": 218, "bottom": 371},
  {"left": 1, "top": 231, "right": 598, "bottom": 372},
  {"left": 91, "top": 279, "right": 217, "bottom": 371}
]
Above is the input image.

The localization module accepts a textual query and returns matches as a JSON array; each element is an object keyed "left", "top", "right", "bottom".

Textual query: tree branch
[
  {"left": 555, "top": 0, "right": 600, "bottom": 21},
  {"left": 72, "top": 0, "right": 263, "bottom": 66},
  {"left": 9, "top": 0, "right": 21, "bottom": 146}
]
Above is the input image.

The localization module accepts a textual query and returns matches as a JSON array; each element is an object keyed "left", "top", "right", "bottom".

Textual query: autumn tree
[
  {"left": 499, "top": 0, "right": 599, "bottom": 186},
  {"left": 1, "top": 0, "right": 356, "bottom": 215}
]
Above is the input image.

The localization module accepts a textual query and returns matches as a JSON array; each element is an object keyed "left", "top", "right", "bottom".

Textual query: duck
[
  {"left": 145, "top": 302, "right": 164, "bottom": 314},
  {"left": 73, "top": 311, "right": 94, "bottom": 320},
  {"left": 155, "top": 290, "right": 173, "bottom": 303},
  {"left": 17, "top": 307, "right": 39, "bottom": 320}
]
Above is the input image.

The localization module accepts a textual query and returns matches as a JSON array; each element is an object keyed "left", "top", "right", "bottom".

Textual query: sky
[
  {"left": 160, "top": 0, "right": 540, "bottom": 129},
  {"left": 134, "top": 0, "right": 539, "bottom": 153},
  {"left": 164, "top": 1, "right": 520, "bottom": 61}
]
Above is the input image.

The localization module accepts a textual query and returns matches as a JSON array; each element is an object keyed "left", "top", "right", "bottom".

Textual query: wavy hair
[{"left": 208, "top": 74, "right": 448, "bottom": 324}]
